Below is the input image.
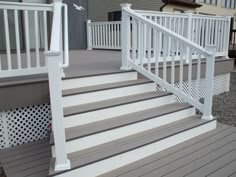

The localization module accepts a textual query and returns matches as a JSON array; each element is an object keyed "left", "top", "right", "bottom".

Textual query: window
[
  {"left": 108, "top": 11, "right": 121, "bottom": 21},
  {"left": 199, "top": 0, "right": 217, "bottom": 5},
  {"left": 221, "top": 0, "right": 236, "bottom": 8}
]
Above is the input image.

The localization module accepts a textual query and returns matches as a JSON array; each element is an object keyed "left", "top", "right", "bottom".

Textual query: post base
[
  {"left": 120, "top": 66, "right": 132, "bottom": 70},
  {"left": 55, "top": 159, "right": 71, "bottom": 171},
  {"left": 201, "top": 115, "right": 214, "bottom": 121},
  {"left": 87, "top": 48, "right": 93, "bottom": 50}
]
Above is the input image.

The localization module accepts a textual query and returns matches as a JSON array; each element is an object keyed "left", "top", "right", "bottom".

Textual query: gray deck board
[
  {"left": 99, "top": 124, "right": 236, "bottom": 177},
  {"left": 208, "top": 160, "right": 236, "bottom": 177},
  {"left": 0, "top": 138, "right": 50, "bottom": 177},
  {"left": 1, "top": 124, "right": 236, "bottom": 177}
]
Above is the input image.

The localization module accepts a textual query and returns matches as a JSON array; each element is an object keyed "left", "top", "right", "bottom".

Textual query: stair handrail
[
  {"left": 44, "top": 0, "right": 70, "bottom": 171},
  {"left": 121, "top": 3, "right": 216, "bottom": 120}
]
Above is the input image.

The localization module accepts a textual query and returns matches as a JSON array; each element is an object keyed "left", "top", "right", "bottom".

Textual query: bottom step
[{"left": 49, "top": 117, "right": 217, "bottom": 177}]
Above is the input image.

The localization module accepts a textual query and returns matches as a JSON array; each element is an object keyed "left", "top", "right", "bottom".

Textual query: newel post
[
  {"left": 87, "top": 20, "right": 92, "bottom": 50},
  {"left": 224, "top": 16, "right": 231, "bottom": 58},
  {"left": 202, "top": 45, "right": 216, "bottom": 121},
  {"left": 120, "top": 3, "right": 132, "bottom": 70},
  {"left": 45, "top": 52, "right": 71, "bottom": 171},
  {"left": 185, "top": 11, "right": 193, "bottom": 63}
]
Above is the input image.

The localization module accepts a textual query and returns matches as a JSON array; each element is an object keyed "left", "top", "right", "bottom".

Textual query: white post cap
[{"left": 120, "top": 3, "right": 132, "bottom": 9}]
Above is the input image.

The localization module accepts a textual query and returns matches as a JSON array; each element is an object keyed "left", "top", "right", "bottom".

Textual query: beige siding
[{"left": 88, "top": 0, "right": 163, "bottom": 22}]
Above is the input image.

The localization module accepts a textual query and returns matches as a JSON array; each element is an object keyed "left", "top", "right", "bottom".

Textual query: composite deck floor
[{"left": 0, "top": 123, "right": 236, "bottom": 177}]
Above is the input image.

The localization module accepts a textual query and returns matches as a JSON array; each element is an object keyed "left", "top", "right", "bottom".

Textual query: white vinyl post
[
  {"left": 186, "top": 11, "right": 192, "bottom": 63},
  {"left": 45, "top": 52, "right": 71, "bottom": 171},
  {"left": 120, "top": 3, "right": 132, "bottom": 70},
  {"left": 87, "top": 19, "right": 92, "bottom": 50},
  {"left": 202, "top": 45, "right": 216, "bottom": 121},
  {"left": 46, "top": 0, "right": 71, "bottom": 171},
  {"left": 224, "top": 16, "right": 231, "bottom": 58}
]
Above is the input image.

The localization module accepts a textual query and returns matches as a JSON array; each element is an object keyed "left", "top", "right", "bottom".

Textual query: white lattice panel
[
  {"left": 0, "top": 103, "right": 51, "bottom": 149},
  {"left": 157, "top": 73, "right": 230, "bottom": 102},
  {"left": 0, "top": 114, "right": 6, "bottom": 149}
]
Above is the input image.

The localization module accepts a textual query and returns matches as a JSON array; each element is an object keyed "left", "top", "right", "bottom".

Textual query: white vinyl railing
[
  {"left": 121, "top": 4, "right": 216, "bottom": 120},
  {"left": 136, "top": 10, "right": 231, "bottom": 58},
  {"left": 87, "top": 20, "right": 121, "bottom": 50},
  {"left": 44, "top": 0, "right": 70, "bottom": 171},
  {"left": 0, "top": 1, "right": 53, "bottom": 78}
]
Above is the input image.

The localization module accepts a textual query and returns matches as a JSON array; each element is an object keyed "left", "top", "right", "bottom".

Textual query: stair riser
[
  {"left": 62, "top": 83, "right": 156, "bottom": 107},
  {"left": 64, "top": 95, "right": 175, "bottom": 128},
  {"left": 62, "top": 72, "right": 138, "bottom": 90},
  {"left": 53, "top": 121, "right": 217, "bottom": 177},
  {"left": 52, "top": 107, "right": 195, "bottom": 156}
]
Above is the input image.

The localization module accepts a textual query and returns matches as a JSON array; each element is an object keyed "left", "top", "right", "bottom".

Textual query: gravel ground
[{"left": 213, "top": 72, "right": 236, "bottom": 127}]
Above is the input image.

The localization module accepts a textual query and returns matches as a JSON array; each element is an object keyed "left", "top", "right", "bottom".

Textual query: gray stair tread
[
  {"left": 63, "top": 103, "right": 192, "bottom": 142},
  {"left": 64, "top": 91, "right": 172, "bottom": 116},
  {"left": 62, "top": 79, "right": 152, "bottom": 96},
  {"left": 99, "top": 124, "right": 236, "bottom": 177},
  {"left": 49, "top": 116, "right": 214, "bottom": 176}
]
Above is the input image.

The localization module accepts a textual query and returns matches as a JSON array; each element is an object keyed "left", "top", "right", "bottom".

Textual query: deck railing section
[
  {"left": 0, "top": 1, "right": 53, "bottom": 78},
  {"left": 44, "top": 0, "right": 70, "bottom": 171},
  {"left": 87, "top": 20, "right": 121, "bottom": 50},
  {"left": 121, "top": 4, "right": 216, "bottom": 120},
  {"left": 229, "top": 29, "right": 236, "bottom": 50},
  {"left": 136, "top": 10, "right": 231, "bottom": 58}
]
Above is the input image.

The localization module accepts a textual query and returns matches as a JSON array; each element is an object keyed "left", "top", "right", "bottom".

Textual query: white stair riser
[
  {"left": 64, "top": 95, "right": 175, "bottom": 128},
  {"left": 62, "top": 72, "right": 138, "bottom": 90},
  {"left": 54, "top": 121, "right": 217, "bottom": 177},
  {"left": 52, "top": 107, "right": 195, "bottom": 156},
  {"left": 63, "top": 83, "right": 156, "bottom": 107}
]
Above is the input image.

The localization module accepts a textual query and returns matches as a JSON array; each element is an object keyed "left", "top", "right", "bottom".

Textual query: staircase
[{"left": 48, "top": 71, "right": 217, "bottom": 177}]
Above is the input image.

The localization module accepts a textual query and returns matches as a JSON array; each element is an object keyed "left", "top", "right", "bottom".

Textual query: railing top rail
[
  {"left": 135, "top": 9, "right": 230, "bottom": 20},
  {"left": 124, "top": 8, "right": 211, "bottom": 56},
  {"left": 134, "top": 10, "right": 188, "bottom": 18},
  {"left": 90, "top": 21, "right": 121, "bottom": 25},
  {"left": 192, "top": 14, "right": 230, "bottom": 20},
  {"left": 0, "top": 1, "right": 53, "bottom": 11}
]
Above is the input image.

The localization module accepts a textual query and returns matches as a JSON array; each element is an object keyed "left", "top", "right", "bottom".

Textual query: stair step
[
  {"left": 63, "top": 91, "right": 175, "bottom": 128},
  {"left": 62, "top": 71, "right": 138, "bottom": 90},
  {"left": 63, "top": 79, "right": 152, "bottom": 96},
  {"left": 64, "top": 103, "right": 192, "bottom": 141},
  {"left": 64, "top": 91, "right": 172, "bottom": 116},
  {"left": 49, "top": 117, "right": 217, "bottom": 177},
  {"left": 62, "top": 79, "right": 156, "bottom": 107},
  {"left": 51, "top": 103, "right": 195, "bottom": 155}
]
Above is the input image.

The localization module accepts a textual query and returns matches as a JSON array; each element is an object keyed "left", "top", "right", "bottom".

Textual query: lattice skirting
[
  {"left": 0, "top": 104, "right": 51, "bottom": 149},
  {"left": 0, "top": 73, "right": 230, "bottom": 150},
  {"left": 157, "top": 73, "right": 230, "bottom": 102}
]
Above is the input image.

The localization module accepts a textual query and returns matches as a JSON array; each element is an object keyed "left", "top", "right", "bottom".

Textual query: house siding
[{"left": 88, "top": 0, "right": 163, "bottom": 22}]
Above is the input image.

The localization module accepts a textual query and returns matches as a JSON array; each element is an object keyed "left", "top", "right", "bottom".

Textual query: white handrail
[
  {"left": 121, "top": 4, "right": 216, "bottom": 120},
  {"left": 124, "top": 8, "right": 211, "bottom": 56},
  {"left": 135, "top": 10, "right": 231, "bottom": 58}
]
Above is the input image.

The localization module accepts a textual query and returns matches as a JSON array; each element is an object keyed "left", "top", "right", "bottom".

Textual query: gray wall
[{"left": 88, "top": 0, "right": 163, "bottom": 22}]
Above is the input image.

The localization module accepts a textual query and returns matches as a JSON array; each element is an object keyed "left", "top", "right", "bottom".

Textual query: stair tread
[
  {"left": 62, "top": 79, "right": 152, "bottom": 96},
  {"left": 63, "top": 103, "right": 192, "bottom": 142},
  {"left": 64, "top": 91, "right": 172, "bottom": 116},
  {"left": 49, "top": 116, "right": 215, "bottom": 176}
]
